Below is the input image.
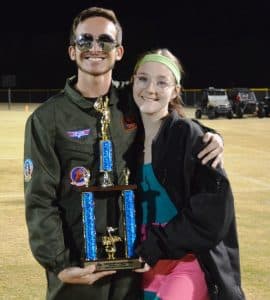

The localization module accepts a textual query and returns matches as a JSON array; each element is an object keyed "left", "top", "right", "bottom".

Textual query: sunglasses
[{"left": 74, "top": 34, "right": 119, "bottom": 52}]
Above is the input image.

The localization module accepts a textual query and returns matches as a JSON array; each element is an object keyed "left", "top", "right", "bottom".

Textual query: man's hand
[
  {"left": 198, "top": 132, "right": 224, "bottom": 168},
  {"left": 58, "top": 265, "right": 116, "bottom": 285}
]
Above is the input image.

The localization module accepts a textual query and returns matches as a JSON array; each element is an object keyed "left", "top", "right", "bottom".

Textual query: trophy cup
[{"left": 79, "top": 96, "right": 142, "bottom": 271}]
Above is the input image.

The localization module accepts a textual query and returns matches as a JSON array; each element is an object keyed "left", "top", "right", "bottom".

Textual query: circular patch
[
  {"left": 24, "top": 159, "right": 33, "bottom": 182},
  {"left": 70, "top": 166, "right": 91, "bottom": 187}
]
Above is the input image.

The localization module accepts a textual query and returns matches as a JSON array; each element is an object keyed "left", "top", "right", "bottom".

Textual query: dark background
[{"left": 1, "top": 0, "right": 269, "bottom": 89}]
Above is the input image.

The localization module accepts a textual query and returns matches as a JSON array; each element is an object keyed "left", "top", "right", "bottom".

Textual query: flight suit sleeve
[
  {"left": 24, "top": 111, "right": 71, "bottom": 274},
  {"left": 192, "top": 118, "right": 224, "bottom": 144}
]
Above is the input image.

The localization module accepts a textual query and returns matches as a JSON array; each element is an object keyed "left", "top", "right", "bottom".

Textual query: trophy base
[{"left": 85, "top": 258, "right": 144, "bottom": 271}]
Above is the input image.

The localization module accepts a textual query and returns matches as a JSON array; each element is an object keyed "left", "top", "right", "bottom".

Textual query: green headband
[{"left": 135, "top": 53, "right": 181, "bottom": 84}]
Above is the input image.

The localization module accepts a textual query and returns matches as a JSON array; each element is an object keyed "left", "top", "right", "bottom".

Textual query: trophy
[{"left": 78, "top": 96, "right": 142, "bottom": 271}]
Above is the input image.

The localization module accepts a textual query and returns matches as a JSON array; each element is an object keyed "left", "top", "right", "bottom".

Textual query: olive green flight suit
[{"left": 24, "top": 76, "right": 141, "bottom": 300}]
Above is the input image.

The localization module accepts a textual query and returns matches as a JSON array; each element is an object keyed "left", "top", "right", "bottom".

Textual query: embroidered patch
[
  {"left": 24, "top": 159, "right": 33, "bottom": 182},
  {"left": 66, "top": 128, "right": 91, "bottom": 139},
  {"left": 70, "top": 166, "right": 91, "bottom": 187},
  {"left": 122, "top": 116, "right": 137, "bottom": 131}
]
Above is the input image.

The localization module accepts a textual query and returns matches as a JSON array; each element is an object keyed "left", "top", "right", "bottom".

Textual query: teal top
[{"left": 138, "top": 163, "right": 177, "bottom": 225}]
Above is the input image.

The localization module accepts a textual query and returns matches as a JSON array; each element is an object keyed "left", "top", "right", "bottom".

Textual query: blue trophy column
[
  {"left": 82, "top": 192, "right": 97, "bottom": 260},
  {"left": 123, "top": 190, "right": 136, "bottom": 258},
  {"left": 100, "top": 140, "right": 113, "bottom": 172}
]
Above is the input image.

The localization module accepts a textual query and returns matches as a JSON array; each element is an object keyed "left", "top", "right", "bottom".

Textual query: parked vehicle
[
  {"left": 258, "top": 95, "right": 270, "bottom": 117},
  {"left": 195, "top": 87, "right": 233, "bottom": 119},
  {"left": 228, "top": 87, "right": 260, "bottom": 118}
]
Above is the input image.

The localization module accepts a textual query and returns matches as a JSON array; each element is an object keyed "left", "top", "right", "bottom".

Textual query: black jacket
[{"left": 136, "top": 111, "right": 245, "bottom": 300}]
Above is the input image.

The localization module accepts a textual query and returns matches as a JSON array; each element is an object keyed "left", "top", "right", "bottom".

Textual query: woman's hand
[{"left": 134, "top": 257, "right": 151, "bottom": 273}]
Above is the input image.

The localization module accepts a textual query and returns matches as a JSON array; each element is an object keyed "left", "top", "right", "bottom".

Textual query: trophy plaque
[{"left": 78, "top": 96, "right": 142, "bottom": 271}]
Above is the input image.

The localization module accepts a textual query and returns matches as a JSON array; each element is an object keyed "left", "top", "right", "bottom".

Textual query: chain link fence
[{"left": 0, "top": 87, "right": 269, "bottom": 109}]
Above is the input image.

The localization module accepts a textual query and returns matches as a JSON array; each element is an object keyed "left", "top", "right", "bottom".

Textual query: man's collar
[{"left": 64, "top": 76, "right": 119, "bottom": 109}]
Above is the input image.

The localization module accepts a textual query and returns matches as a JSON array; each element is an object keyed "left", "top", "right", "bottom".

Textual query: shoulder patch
[
  {"left": 24, "top": 159, "right": 33, "bottom": 182},
  {"left": 122, "top": 116, "right": 137, "bottom": 131}
]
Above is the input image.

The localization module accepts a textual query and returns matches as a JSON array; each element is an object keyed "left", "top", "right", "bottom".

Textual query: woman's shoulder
[{"left": 169, "top": 113, "right": 204, "bottom": 137}]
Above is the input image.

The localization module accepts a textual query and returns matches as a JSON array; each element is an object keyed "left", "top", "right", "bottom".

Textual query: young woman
[{"left": 133, "top": 49, "right": 245, "bottom": 300}]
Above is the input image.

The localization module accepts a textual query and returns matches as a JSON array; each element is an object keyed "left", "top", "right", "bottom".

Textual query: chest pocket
[{"left": 56, "top": 133, "right": 98, "bottom": 172}]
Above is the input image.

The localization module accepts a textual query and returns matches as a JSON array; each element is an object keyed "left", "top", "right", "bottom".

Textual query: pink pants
[{"left": 143, "top": 254, "right": 209, "bottom": 300}]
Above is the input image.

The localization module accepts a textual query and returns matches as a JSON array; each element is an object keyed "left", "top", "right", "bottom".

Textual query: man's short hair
[{"left": 70, "top": 7, "right": 123, "bottom": 46}]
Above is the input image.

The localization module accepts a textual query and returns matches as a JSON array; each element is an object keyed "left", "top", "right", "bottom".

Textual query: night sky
[{"left": 1, "top": 1, "right": 269, "bottom": 89}]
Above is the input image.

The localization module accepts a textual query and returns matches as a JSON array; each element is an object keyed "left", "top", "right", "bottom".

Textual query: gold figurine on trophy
[
  {"left": 123, "top": 167, "right": 130, "bottom": 185},
  {"left": 102, "top": 227, "right": 122, "bottom": 260},
  {"left": 94, "top": 96, "right": 110, "bottom": 140}
]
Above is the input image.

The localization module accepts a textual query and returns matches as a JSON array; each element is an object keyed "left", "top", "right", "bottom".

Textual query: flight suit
[{"left": 24, "top": 76, "right": 141, "bottom": 300}]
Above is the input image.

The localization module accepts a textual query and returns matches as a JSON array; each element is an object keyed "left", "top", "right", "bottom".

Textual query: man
[{"left": 24, "top": 7, "right": 224, "bottom": 300}]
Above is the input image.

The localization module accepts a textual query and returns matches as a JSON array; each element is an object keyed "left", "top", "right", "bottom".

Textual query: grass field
[{"left": 0, "top": 103, "right": 269, "bottom": 299}]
